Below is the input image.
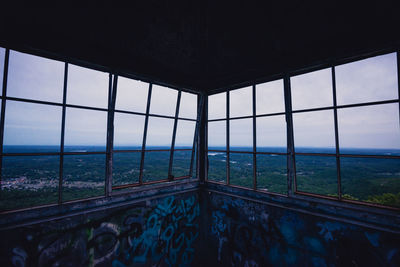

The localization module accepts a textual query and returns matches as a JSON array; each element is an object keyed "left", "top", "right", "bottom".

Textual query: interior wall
[
  {"left": 0, "top": 190, "right": 200, "bottom": 267},
  {"left": 202, "top": 189, "right": 400, "bottom": 267},
  {"left": 1, "top": 183, "right": 399, "bottom": 267}
]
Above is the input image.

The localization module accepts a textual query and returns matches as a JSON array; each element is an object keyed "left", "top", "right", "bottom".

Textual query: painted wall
[
  {"left": 204, "top": 191, "right": 400, "bottom": 267},
  {"left": 0, "top": 192, "right": 200, "bottom": 267},
  {"left": 1, "top": 187, "right": 399, "bottom": 267}
]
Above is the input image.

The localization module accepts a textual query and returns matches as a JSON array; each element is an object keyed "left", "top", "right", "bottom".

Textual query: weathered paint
[
  {"left": 0, "top": 193, "right": 200, "bottom": 267},
  {"left": 203, "top": 191, "right": 400, "bottom": 266},
  {"left": 1, "top": 183, "right": 400, "bottom": 266}
]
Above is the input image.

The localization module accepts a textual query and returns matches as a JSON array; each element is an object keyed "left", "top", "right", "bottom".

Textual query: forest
[{"left": 1, "top": 145, "right": 399, "bottom": 211}]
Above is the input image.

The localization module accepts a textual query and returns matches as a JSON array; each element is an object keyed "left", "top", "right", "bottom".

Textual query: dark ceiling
[{"left": 0, "top": 2, "right": 399, "bottom": 93}]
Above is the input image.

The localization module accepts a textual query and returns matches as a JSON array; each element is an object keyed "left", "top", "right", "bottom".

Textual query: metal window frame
[
  {"left": 206, "top": 82, "right": 289, "bottom": 196},
  {"left": 0, "top": 47, "right": 200, "bottom": 213},
  {"left": 205, "top": 50, "right": 400, "bottom": 210}
]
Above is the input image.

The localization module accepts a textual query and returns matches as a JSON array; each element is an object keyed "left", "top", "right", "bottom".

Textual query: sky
[
  {"left": 208, "top": 52, "right": 400, "bottom": 150},
  {"left": 1, "top": 49, "right": 198, "bottom": 149},
  {"left": 1, "top": 48, "right": 399, "bottom": 150}
]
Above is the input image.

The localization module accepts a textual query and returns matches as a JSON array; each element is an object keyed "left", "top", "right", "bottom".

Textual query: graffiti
[
  {"left": 0, "top": 193, "right": 199, "bottom": 267},
  {"left": 207, "top": 194, "right": 400, "bottom": 267},
  {"left": 2, "top": 190, "right": 400, "bottom": 266},
  {"left": 317, "top": 221, "right": 347, "bottom": 242},
  {"left": 209, "top": 198, "right": 281, "bottom": 266},
  {"left": 11, "top": 247, "right": 27, "bottom": 267},
  {"left": 115, "top": 195, "right": 200, "bottom": 266}
]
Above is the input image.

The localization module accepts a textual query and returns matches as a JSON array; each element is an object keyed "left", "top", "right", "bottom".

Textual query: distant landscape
[
  {"left": 1, "top": 145, "right": 399, "bottom": 211},
  {"left": 208, "top": 146, "right": 400, "bottom": 208},
  {"left": 0, "top": 145, "right": 193, "bottom": 211}
]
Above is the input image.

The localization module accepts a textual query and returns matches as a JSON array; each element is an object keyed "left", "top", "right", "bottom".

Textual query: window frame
[
  {"left": 0, "top": 47, "right": 200, "bottom": 212},
  {"left": 206, "top": 83, "right": 289, "bottom": 196},
  {"left": 206, "top": 49, "right": 400, "bottom": 210}
]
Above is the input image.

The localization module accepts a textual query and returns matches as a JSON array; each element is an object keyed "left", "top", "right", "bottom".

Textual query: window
[
  {"left": 334, "top": 53, "right": 400, "bottom": 206},
  {"left": 1, "top": 51, "right": 67, "bottom": 211},
  {"left": 290, "top": 52, "right": 400, "bottom": 207},
  {"left": 207, "top": 81, "right": 287, "bottom": 194},
  {"left": 112, "top": 81, "right": 198, "bottom": 188},
  {"left": 0, "top": 48, "right": 199, "bottom": 212},
  {"left": 206, "top": 51, "right": 399, "bottom": 209}
]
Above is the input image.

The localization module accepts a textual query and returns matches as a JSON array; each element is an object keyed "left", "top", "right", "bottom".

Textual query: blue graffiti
[
  {"left": 365, "top": 232, "right": 380, "bottom": 247},
  {"left": 113, "top": 195, "right": 199, "bottom": 266},
  {"left": 317, "top": 221, "right": 346, "bottom": 242}
]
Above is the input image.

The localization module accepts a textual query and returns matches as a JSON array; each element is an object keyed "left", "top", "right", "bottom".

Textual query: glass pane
[
  {"left": 146, "top": 117, "right": 174, "bottom": 149},
  {"left": 112, "top": 152, "right": 141, "bottom": 186},
  {"left": 143, "top": 151, "right": 170, "bottom": 182},
  {"left": 62, "top": 154, "right": 105, "bottom": 202},
  {"left": 7, "top": 50, "right": 64, "bottom": 102},
  {"left": 208, "top": 92, "right": 226, "bottom": 120},
  {"left": 115, "top": 77, "right": 148, "bottom": 113},
  {"left": 114, "top": 113, "right": 145, "bottom": 150},
  {"left": 338, "top": 104, "right": 400, "bottom": 152},
  {"left": 149, "top": 85, "right": 177, "bottom": 116},
  {"left": 3, "top": 101, "right": 62, "bottom": 153},
  {"left": 208, "top": 152, "right": 226, "bottom": 183},
  {"left": 295, "top": 155, "right": 337, "bottom": 197},
  {"left": 293, "top": 110, "right": 336, "bottom": 153},
  {"left": 230, "top": 86, "right": 252, "bottom": 118},
  {"left": 341, "top": 157, "right": 400, "bottom": 207},
  {"left": 229, "top": 153, "right": 253, "bottom": 188},
  {"left": 67, "top": 64, "right": 109, "bottom": 108},
  {"left": 208, "top": 121, "right": 226, "bottom": 150},
  {"left": 336, "top": 53, "right": 398, "bottom": 105},
  {"left": 0, "top": 47, "right": 4, "bottom": 95},
  {"left": 175, "top": 120, "right": 195, "bottom": 148},
  {"left": 230, "top": 118, "right": 252, "bottom": 151},
  {"left": 291, "top": 68, "right": 333, "bottom": 110},
  {"left": 172, "top": 150, "right": 192, "bottom": 178},
  {"left": 0, "top": 156, "right": 59, "bottom": 211},
  {"left": 64, "top": 108, "right": 107, "bottom": 152},
  {"left": 257, "top": 154, "right": 287, "bottom": 194},
  {"left": 257, "top": 115, "right": 287, "bottom": 153},
  {"left": 179, "top": 92, "right": 197, "bottom": 119},
  {"left": 256, "top": 79, "right": 285, "bottom": 115}
]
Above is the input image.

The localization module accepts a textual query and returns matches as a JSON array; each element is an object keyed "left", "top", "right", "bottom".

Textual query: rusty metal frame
[
  {"left": 138, "top": 83, "right": 152, "bottom": 184},
  {"left": 284, "top": 75, "right": 295, "bottom": 197},
  {"left": 252, "top": 85, "right": 257, "bottom": 190},
  {"left": 0, "top": 48, "right": 9, "bottom": 192},
  {"left": 168, "top": 90, "right": 181, "bottom": 180},
  {"left": 205, "top": 50, "right": 400, "bottom": 210},
  {"left": 113, "top": 82, "right": 200, "bottom": 190},
  {"left": 291, "top": 53, "right": 400, "bottom": 210},
  {"left": 226, "top": 91, "right": 230, "bottom": 185},
  {"left": 105, "top": 74, "right": 117, "bottom": 197},
  {"left": 206, "top": 82, "right": 290, "bottom": 194},
  {"left": 58, "top": 62, "right": 68, "bottom": 203},
  {"left": 190, "top": 94, "right": 204, "bottom": 178},
  {"left": 0, "top": 48, "right": 201, "bottom": 213}
]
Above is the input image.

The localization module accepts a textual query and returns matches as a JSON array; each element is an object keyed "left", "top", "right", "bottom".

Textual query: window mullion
[
  {"left": 168, "top": 90, "right": 181, "bottom": 180},
  {"left": 201, "top": 94, "right": 208, "bottom": 182},
  {"left": 252, "top": 84, "right": 257, "bottom": 190},
  {"left": 226, "top": 91, "right": 230, "bottom": 185},
  {"left": 139, "top": 83, "right": 152, "bottom": 185},
  {"left": 397, "top": 51, "right": 400, "bottom": 127},
  {"left": 332, "top": 66, "right": 342, "bottom": 200},
  {"left": 190, "top": 94, "right": 203, "bottom": 178},
  {"left": 0, "top": 48, "right": 9, "bottom": 192},
  {"left": 105, "top": 74, "right": 117, "bottom": 197},
  {"left": 59, "top": 63, "right": 68, "bottom": 203},
  {"left": 284, "top": 74, "right": 295, "bottom": 196}
]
